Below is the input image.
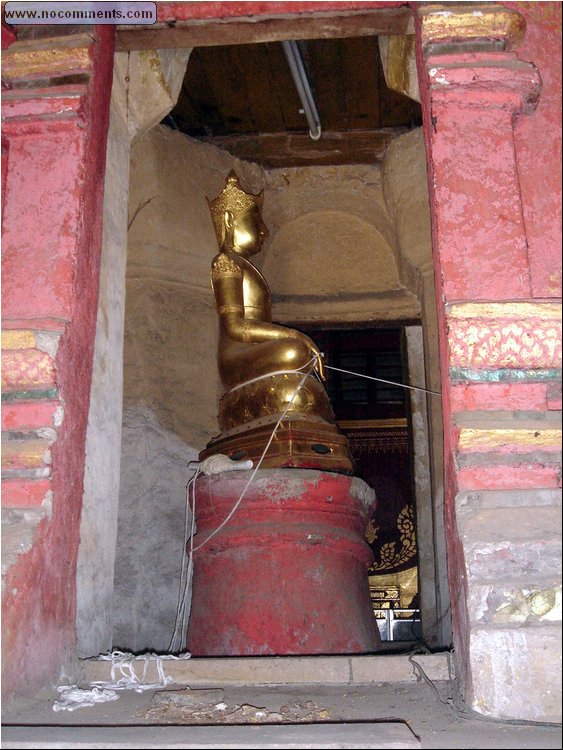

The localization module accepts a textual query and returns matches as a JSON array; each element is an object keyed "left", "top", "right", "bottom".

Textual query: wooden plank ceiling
[{"left": 165, "top": 37, "right": 422, "bottom": 168}]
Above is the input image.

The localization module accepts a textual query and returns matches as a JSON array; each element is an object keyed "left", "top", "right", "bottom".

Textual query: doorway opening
[
  {"left": 305, "top": 325, "right": 423, "bottom": 647},
  {"left": 78, "top": 8, "right": 451, "bottom": 661}
]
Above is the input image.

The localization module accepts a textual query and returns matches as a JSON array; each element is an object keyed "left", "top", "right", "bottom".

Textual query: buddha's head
[{"left": 208, "top": 170, "right": 269, "bottom": 257}]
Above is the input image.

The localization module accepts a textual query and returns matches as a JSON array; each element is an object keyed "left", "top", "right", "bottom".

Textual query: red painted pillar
[
  {"left": 415, "top": 3, "right": 561, "bottom": 721},
  {"left": 1, "top": 27, "right": 114, "bottom": 701},
  {"left": 419, "top": 44, "right": 543, "bottom": 666},
  {"left": 187, "top": 470, "right": 381, "bottom": 655},
  {"left": 423, "top": 55, "right": 539, "bottom": 300}
]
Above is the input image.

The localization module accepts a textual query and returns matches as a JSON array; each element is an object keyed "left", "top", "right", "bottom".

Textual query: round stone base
[{"left": 187, "top": 469, "right": 381, "bottom": 655}]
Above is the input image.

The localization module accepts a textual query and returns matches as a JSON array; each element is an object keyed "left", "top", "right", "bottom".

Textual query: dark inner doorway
[{"left": 307, "top": 326, "right": 423, "bottom": 645}]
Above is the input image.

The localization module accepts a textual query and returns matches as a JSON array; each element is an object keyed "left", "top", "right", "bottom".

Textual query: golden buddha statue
[{"left": 199, "top": 170, "right": 353, "bottom": 472}]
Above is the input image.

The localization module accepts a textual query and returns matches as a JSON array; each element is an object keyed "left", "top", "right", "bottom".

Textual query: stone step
[
  {"left": 458, "top": 505, "right": 562, "bottom": 581},
  {"left": 457, "top": 488, "right": 562, "bottom": 510},
  {"left": 468, "top": 624, "right": 562, "bottom": 723},
  {"left": 456, "top": 451, "right": 561, "bottom": 467},
  {"left": 453, "top": 411, "right": 563, "bottom": 429},
  {"left": 81, "top": 652, "right": 452, "bottom": 688},
  {"left": 458, "top": 505, "right": 562, "bottom": 542},
  {"left": 1, "top": 721, "right": 421, "bottom": 749},
  {"left": 465, "top": 537, "right": 561, "bottom": 581}
]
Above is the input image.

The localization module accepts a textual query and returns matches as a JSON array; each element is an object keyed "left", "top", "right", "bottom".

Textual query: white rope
[
  {"left": 169, "top": 467, "right": 200, "bottom": 652},
  {"left": 192, "top": 356, "right": 317, "bottom": 555},
  {"left": 228, "top": 366, "right": 318, "bottom": 392},
  {"left": 53, "top": 685, "right": 119, "bottom": 712},
  {"left": 325, "top": 364, "right": 442, "bottom": 397},
  {"left": 199, "top": 454, "right": 253, "bottom": 474},
  {"left": 227, "top": 355, "right": 442, "bottom": 397},
  {"left": 168, "top": 355, "right": 318, "bottom": 651},
  {"left": 93, "top": 650, "right": 191, "bottom": 692},
  {"left": 53, "top": 650, "right": 191, "bottom": 712}
]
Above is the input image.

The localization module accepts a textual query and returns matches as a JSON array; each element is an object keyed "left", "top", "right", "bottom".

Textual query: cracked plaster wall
[
  {"left": 262, "top": 164, "right": 420, "bottom": 325},
  {"left": 115, "top": 128, "right": 263, "bottom": 649},
  {"left": 77, "top": 49, "right": 192, "bottom": 658}
]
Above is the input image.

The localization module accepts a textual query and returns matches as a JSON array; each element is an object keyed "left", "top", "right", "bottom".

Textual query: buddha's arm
[{"left": 211, "top": 255, "right": 325, "bottom": 378}]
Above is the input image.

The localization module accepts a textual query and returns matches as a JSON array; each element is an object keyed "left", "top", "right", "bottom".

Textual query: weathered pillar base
[{"left": 187, "top": 469, "right": 381, "bottom": 655}]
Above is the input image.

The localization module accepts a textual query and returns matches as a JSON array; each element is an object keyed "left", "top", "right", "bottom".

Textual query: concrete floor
[{"left": 2, "top": 654, "right": 561, "bottom": 749}]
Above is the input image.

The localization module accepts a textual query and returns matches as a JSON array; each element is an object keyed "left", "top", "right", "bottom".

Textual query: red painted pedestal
[{"left": 187, "top": 469, "right": 381, "bottom": 655}]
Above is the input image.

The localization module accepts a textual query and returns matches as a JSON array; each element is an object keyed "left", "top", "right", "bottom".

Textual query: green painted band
[
  {"left": 449, "top": 368, "right": 562, "bottom": 383},
  {"left": 2, "top": 389, "right": 59, "bottom": 402}
]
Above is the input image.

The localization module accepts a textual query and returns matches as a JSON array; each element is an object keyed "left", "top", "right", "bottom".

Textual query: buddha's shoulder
[{"left": 211, "top": 252, "right": 243, "bottom": 281}]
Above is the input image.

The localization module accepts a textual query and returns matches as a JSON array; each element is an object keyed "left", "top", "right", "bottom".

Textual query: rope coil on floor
[{"left": 53, "top": 651, "right": 192, "bottom": 711}]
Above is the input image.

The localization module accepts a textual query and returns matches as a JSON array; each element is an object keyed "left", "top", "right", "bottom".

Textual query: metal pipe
[{"left": 281, "top": 40, "right": 322, "bottom": 141}]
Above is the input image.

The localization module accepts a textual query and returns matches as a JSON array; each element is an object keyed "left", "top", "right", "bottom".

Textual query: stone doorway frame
[{"left": 77, "top": 2, "right": 450, "bottom": 661}]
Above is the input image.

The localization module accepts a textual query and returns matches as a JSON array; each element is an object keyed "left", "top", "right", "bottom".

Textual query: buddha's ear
[{"left": 223, "top": 210, "right": 235, "bottom": 251}]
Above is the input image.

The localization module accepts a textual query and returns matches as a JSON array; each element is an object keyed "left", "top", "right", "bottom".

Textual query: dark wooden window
[{"left": 309, "top": 328, "right": 406, "bottom": 421}]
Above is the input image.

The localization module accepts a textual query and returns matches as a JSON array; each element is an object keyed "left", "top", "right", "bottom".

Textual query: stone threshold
[
  {"left": 82, "top": 652, "right": 452, "bottom": 687},
  {"left": 1, "top": 721, "right": 422, "bottom": 749}
]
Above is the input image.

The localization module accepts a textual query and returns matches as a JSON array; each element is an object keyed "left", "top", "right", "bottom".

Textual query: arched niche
[{"left": 263, "top": 209, "right": 420, "bottom": 324}]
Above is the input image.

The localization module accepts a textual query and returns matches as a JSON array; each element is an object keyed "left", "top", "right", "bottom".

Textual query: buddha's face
[{"left": 229, "top": 206, "right": 269, "bottom": 256}]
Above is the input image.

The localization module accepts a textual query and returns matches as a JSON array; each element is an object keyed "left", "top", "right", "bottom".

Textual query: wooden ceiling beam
[
  {"left": 186, "top": 127, "right": 411, "bottom": 168},
  {"left": 116, "top": 8, "right": 414, "bottom": 52}
]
